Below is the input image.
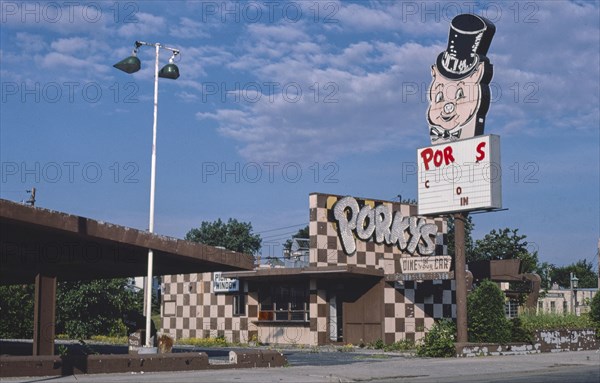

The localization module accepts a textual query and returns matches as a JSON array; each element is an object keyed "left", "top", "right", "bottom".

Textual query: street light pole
[
  {"left": 570, "top": 272, "right": 579, "bottom": 316},
  {"left": 114, "top": 41, "right": 180, "bottom": 350},
  {"left": 144, "top": 43, "right": 160, "bottom": 349}
]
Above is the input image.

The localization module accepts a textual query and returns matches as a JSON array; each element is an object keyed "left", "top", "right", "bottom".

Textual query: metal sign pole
[{"left": 454, "top": 212, "right": 468, "bottom": 343}]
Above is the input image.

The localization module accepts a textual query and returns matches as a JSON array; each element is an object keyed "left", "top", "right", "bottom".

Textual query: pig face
[{"left": 427, "top": 63, "right": 484, "bottom": 142}]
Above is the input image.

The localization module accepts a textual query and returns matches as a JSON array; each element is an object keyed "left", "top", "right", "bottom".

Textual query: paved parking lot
[{"left": 2, "top": 341, "right": 599, "bottom": 383}]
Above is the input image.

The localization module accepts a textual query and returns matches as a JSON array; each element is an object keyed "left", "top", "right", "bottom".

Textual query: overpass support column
[{"left": 33, "top": 273, "right": 56, "bottom": 356}]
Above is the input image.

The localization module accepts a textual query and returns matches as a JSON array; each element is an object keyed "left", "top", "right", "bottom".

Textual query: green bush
[
  {"left": 510, "top": 317, "right": 533, "bottom": 343},
  {"left": 370, "top": 339, "right": 385, "bottom": 349},
  {"left": 518, "top": 310, "right": 595, "bottom": 331},
  {"left": 467, "top": 280, "right": 511, "bottom": 343},
  {"left": 0, "top": 284, "right": 35, "bottom": 338},
  {"left": 589, "top": 292, "right": 600, "bottom": 325},
  {"left": 417, "top": 319, "right": 456, "bottom": 357}
]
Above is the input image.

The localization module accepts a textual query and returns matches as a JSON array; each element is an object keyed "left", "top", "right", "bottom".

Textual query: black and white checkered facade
[
  {"left": 161, "top": 193, "right": 455, "bottom": 344},
  {"left": 162, "top": 273, "right": 259, "bottom": 343}
]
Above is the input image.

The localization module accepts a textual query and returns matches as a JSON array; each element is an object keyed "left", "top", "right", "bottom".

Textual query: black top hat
[{"left": 436, "top": 14, "right": 495, "bottom": 80}]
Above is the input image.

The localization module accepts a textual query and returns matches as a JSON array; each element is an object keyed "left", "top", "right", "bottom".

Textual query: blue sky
[{"left": 1, "top": 1, "right": 598, "bottom": 270}]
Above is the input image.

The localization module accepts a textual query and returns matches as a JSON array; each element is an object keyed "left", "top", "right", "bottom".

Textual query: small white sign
[
  {"left": 417, "top": 135, "right": 501, "bottom": 215},
  {"left": 213, "top": 272, "right": 239, "bottom": 293},
  {"left": 400, "top": 256, "right": 452, "bottom": 274}
]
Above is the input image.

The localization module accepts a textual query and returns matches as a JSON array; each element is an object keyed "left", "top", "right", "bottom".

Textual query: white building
[{"left": 537, "top": 284, "right": 597, "bottom": 316}]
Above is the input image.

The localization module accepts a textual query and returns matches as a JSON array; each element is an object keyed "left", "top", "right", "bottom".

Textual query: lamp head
[
  {"left": 114, "top": 43, "right": 142, "bottom": 74},
  {"left": 158, "top": 63, "right": 180, "bottom": 79},
  {"left": 113, "top": 49, "right": 141, "bottom": 74},
  {"left": 159, "top": 52, "right": 180, "bottom": 79}
]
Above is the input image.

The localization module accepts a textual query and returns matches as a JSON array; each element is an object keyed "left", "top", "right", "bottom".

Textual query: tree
[
  {"left": 467, "top": 279, "right": 511, "bottom": 343},
  {"left": 0, "top": 278, "right": 142, "bottom": 339},
  {"left": 470, "top": 228, "right": 539, "bottom": 273},
  {"left": 56, "top": 278, "right": 143, "bottom": 339},
  {"left": 185, "top": 218, "right": 262, "bottom": 255},
  {"left": 283, "top": 225, "right": 309, "bottom": 251},
  {"left": 550, "top": 259, "right": 598, "bottom": 289},
  {"left": 536, "top": 261, "right": 554, "bottom": 290},
  {"left": 0, "top": 284, "right": 35, "bottom": 338}
]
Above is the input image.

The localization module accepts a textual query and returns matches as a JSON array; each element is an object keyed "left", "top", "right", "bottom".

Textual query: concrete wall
[{"left": 456, "top": 328, "right": 599, "bottom": 357}]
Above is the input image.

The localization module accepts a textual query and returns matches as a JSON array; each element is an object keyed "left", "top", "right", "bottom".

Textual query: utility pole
[{"left": 26, "top": 188, "right": 36, "bottom": 206}]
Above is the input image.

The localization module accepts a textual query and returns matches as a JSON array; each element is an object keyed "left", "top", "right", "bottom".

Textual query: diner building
[{"left": 161, "top": 193, "right": 456, "bottom": 345}]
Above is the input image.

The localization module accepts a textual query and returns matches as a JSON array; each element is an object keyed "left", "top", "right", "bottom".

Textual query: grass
[
  {"left": 364, "top": 339, "right": 416, "bottom": 352},
  {"left": 176, "top": 336, "right": 229, "bottom": 347},
  {"left": 55, "top": 334, "right": 128, "bottom": 344},
  {"left": 337, "top": 344, "right": 355, "bottom": 352},
  {"left": 382, "top": 340, "right": 416, "bottom": 352},
  {"left": 89, "top": 335, "right": 128, "bottom": 344}
]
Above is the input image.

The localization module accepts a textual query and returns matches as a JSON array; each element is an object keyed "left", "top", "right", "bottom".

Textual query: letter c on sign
[{"left": 425, "top": 180, "right": 430, "bottom": 189}]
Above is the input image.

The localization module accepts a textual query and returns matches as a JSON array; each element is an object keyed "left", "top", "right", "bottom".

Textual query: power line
[
  {"left": 261, "top": 230, "right": 302, "bottom": 240},
  {"left": 256, "top": 223, "right": 307, "bottom": 234}
]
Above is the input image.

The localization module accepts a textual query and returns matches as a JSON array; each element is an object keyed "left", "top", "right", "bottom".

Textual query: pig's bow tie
[{"left": 430, "top": 126, "right": 461, "bottom": 142}]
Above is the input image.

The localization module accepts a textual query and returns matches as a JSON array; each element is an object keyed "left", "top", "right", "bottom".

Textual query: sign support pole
[{"left": 454, "top": 212, "right": 468, "bottom": 343}]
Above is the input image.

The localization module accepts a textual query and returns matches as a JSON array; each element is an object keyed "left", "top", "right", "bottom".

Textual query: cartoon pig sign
[{"left": 427, "top": 14, "right": 495, "bottom": 144}]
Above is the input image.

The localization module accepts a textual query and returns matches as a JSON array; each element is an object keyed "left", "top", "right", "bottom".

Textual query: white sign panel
[
  {"left": 417, "top": 134, "right": 501, "bottom": 215},
  {"left": 212, "top": 272, "right": 239, "bottom": 293},
  {"left": 400, "top": 256, "right": 452, "bottom": 274}
]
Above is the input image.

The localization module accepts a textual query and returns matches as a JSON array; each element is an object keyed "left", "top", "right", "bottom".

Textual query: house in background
[{"left": 537, "top": 283, "right": 598, "bottom": 316}]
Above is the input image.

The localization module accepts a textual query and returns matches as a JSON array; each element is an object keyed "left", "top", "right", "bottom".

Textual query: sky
[{"left": 1, "top": 0, "right": 599, "bottom": 270}]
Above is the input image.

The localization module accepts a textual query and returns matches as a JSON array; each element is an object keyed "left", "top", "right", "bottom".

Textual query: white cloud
[
  {"left": 194, "top": 1, "right": 598, "bottom": 163},
  {"left": 15, "top": 32, "right": 47, "bottom": 52},
  {"left": 246, "top": 23, "right": 310, "bottom": 42},
  {"left": 195, "top": 38, "right": 436, "bottom": 162},
  {"left": 118, "top": 12, "right": 166, "bottom": 37},
  {"left": 333, "top": 1, "right": 448, "bottom": 35},
  {"left": 177, "top": 91, "right": 199, "bottom": 102},
  {"left": 170, "top": 17, "right": 210, "bottom": 39},
  {"left": 1, "top": 2, "right": 112, "bottom": 34},
  {"left": 50, "top": 37, "right": 104, "bottom": 54},
  {"left": 485, "top": 1, "right": 600, "bottom": 136}
]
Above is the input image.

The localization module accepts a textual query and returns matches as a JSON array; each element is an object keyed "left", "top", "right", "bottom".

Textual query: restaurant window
[
  {"left": 233, "top": 293, "right": 246, "bottom": 316},
  {"left": 550, "top": 301, "right": 555, "bottom": 313},
  {"left": 504, "top": 299, "right": 518, "bottom": 318},
  {"left": 258, "top": 283, "right": 309, "bottom": 322}
]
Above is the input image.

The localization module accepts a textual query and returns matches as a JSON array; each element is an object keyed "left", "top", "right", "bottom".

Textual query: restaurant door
[{"left": 342, "top": 278, "right": 384, "bottom": 344}]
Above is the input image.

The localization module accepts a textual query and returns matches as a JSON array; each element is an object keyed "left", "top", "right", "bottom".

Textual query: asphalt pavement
[{"left": 1, "top": 342, "right": 599, "bottom": 383}]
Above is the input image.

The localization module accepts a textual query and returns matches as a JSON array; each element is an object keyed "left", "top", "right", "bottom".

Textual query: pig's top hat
[{"left": 436, "top": 14, "right": 495, "bottom": 80}]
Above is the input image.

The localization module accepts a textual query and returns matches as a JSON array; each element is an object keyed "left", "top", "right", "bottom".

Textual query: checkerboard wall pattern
[
  {"left": 384, "top": 280, "right": 456, "bottom": 342},
  {"left": 161, "top": 272, "right": 258, "bottom": 343}
]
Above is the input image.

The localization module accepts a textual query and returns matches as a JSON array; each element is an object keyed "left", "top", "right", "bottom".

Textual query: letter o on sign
[{"left": 456, "top": 186, "right": 462, "bottom": 195}]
